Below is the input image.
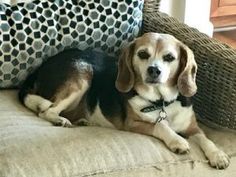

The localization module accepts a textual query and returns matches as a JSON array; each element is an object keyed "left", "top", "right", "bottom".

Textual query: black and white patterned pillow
[{"left": 0, "top": 0, "right": 144, "bottom": 88}]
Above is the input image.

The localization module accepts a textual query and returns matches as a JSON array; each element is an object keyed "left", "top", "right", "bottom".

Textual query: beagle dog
[{"left": 19, "top": 32, "right": 229, "bottom": 169}]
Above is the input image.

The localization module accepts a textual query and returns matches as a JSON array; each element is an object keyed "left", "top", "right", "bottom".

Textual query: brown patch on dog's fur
[
  {"left": 106, "top": 116, "right": 125, "bottom": 130},
  {"left": 166, "top": 63, "right": 181, "bottom": 87},
  {"left": 116, "top": 43, "right": 135, "bottom": 93},
  {"left": 124, "top": 104, "right": 154, "bottom": 135},
  {"left": 166, "top": 44, "right": 186, "bottom": 87},
  {"left": 167, "top": 72, "right": 179, "bottom": 87},
  {"left": 183, "top": 114, "right": 202, "bottom": 138},
  {"left": 52, "top": 81, "right": 80, "bottom": 103},
  {"left": 60, "top": 96, "right": 88, "bottom": 123},
  {"left": 52, "top": 63, "right": 93, "bottom": 105},
  {"left": 177, "top": 44, "right": 197, "bottom": 97},
  {"left": 133, "top": 75, "right": 149, "bottom": 92}
]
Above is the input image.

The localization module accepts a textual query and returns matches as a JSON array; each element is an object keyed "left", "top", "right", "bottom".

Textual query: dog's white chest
[
  {"left": 128, "top": 96, "right": 193, "bottom": 132},
  {"left": 128, "top": 96, "right": 161, "bottom": 123}
]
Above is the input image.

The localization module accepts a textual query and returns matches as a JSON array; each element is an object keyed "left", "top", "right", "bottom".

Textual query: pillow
[{"left": 0, "top": 0, "right": 144, "bottom": 88}]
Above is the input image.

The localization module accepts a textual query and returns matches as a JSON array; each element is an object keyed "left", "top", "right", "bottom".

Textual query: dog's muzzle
[{"left": 146, "top": 66, "right": 161, "bottom": 83}]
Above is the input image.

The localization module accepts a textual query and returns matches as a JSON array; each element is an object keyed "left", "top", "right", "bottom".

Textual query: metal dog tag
[{"left": 156, "top": 108, "right": 167, "bottom": 122}]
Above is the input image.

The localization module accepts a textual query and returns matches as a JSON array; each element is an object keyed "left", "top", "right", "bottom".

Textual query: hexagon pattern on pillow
[{"left": 0, "top": 0, "right": 143, "bottom": 88}]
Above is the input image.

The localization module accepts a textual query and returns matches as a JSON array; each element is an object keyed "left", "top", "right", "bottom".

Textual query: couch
[{"left": 0, "top": 0, "right": 236, "bottom": 177}]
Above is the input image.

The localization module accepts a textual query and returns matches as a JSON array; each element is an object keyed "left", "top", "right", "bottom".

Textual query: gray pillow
[{"left": 0, "top": 0, "right": 144, "bottom": 88}]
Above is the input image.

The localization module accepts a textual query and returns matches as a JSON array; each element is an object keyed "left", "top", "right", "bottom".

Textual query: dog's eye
[
  {"left": 163, "top": 53, "right": 175, "bottom": 62},
  {"left": 137, "top": 50, "right": 150, "bottom": 60}
]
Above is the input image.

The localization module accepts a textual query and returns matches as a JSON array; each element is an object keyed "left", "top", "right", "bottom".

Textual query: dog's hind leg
[
  {"left": 24, "top": 94, "right": 53, "bottom": 113},
  {"left": 38, "top": 79, "right": 90, "bottom": 127},
  {"left": 24, "top": 78, "right": 90, "bottom": 127}
]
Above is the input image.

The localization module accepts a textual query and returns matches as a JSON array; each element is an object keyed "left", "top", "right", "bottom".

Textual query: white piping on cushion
[{"left": 0, "top": 0, "right": 47, "bottom": 5}]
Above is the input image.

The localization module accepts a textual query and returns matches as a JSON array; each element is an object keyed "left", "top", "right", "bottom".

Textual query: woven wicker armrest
[{"left": 142, "top": 11, "right": 236, "bottom": 130}]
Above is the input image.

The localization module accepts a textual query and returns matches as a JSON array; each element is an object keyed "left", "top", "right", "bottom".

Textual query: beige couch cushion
[{"left": 0, "top": 90, "right": 235, "bottom": 177}]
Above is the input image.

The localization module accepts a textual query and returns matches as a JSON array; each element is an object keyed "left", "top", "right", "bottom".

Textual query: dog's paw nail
[
  {"left": 54, "top": 118, "right": 72, "bottom": 128},
  {"left": 168, "top": 137, "right": 190, "bottom": 154},
  {"left": 208, "top": 151, "right": 230, "bottom": 169}
]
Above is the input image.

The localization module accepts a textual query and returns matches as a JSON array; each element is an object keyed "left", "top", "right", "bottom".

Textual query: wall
[
  {"left": 159, "top": 0, "right": 214, "bottom": 36},
  {"left": 159, "top": 0, "right": 185, "bottom": 22}
]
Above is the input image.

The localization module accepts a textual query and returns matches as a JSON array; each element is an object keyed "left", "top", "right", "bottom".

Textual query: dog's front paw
[
  {"left": 54, "top": 117, "right": 73, "bottom": 127},
  {"left": 167, "top": 136, "right": 190, "bottom": 154},
  {"left": 208, "top": 150, "right": 230, "bottom": 169}
]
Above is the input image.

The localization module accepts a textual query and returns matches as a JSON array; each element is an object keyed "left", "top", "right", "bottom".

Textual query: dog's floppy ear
[
  {"left": 177, "top": 43, "right": 198, "bottom": 97},
  {"left": 116, "top": 43, "right": 135, "bottom": 93}
]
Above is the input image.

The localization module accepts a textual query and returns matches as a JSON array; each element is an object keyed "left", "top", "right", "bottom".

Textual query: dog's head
[{"left": 115, "top": 32, "right": 197, "bottom": 97}]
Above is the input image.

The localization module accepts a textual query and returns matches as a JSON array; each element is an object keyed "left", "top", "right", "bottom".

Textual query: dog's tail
[{"left": 18, "top": 70, "right": 38, "bottom": 105}]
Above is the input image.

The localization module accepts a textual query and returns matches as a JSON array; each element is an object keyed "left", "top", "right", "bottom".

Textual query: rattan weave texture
[{"left": 142, "top": 2, "right": 236, "bottom": 130}]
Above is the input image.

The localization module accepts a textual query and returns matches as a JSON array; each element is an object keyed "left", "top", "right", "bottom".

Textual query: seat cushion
[{"left": 0, "top": 90, "right": 236, "bottom": 177}]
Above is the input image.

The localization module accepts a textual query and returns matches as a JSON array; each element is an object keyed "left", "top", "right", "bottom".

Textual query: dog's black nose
[{"left": 147, "top": 66, "right": 161, "bottom": 78}]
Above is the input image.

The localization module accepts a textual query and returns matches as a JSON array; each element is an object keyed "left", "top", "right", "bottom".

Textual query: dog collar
[
  {"left": 128, "top": 89, "right": 175, "bottom": 113},
  {"left": 128, "top": 89, "right": 191, "bottom": 123},
  {"left": 140, "top": 99, "right": 174, "bottom": 113},
  {"left": 127, "top": 89, "right": 176, "bottom": 122},
  {"left": 141, "top": 99, "right": 175, "bottom": 123}
]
